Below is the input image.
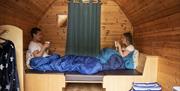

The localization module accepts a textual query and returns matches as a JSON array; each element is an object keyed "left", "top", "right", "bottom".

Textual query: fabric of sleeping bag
[
  {"left": 96, "top": 48, "right": 120, "bottom": 64},
  {"left": 30, "top": 54, "right": 61, "bottom": 71},
  {"left": 57, "top": 55, "right": 102, "bottom": 74},
  {"left": 123, "top": 51, "right": 135, "bottom": 69},
  {"left": 30, "top": 54, "right": 102, "bottom": 74},
  {"left": 102, "top": 54, "right": 125, "bottom": 70}
]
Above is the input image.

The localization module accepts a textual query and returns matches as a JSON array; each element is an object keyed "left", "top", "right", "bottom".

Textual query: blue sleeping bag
[
  {"left": 123, "top": 51, "right": 135, "bottom": 69},
  {"left": 102, "top": 54, "right": 125, "bottom": 70},
  {"left": 30, "top": 54, "right": 102, "bottom": 74},
  {"left": 97, "top": 48, "right": 134, "bottom": 69},
  {"left": 96, "top": 48, "right": 120, "bottom": 64},
  {"left": 30, "top": 48, "right": 135, "bottom": 74}
]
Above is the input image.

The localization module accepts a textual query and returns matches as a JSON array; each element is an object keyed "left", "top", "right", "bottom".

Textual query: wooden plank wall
[
  {"left": 101, "top": 0, "right": 133, "bottom": 48},
  {"left": 0, "top": 0, "right": 54, "bottom": 49},
  {"left": 115, "top": 0, "right": 180, "bottom": 91},
  {"left": 134, "top": 13, "right": 180, "bottom": 91},
  {"left": 2, "top": 0, "right": 179, "bottom": 90},
  {"left": 38, "top": 0, "right": 68, "bottom": 55},
  {"left": 65, "top": 83, "right": 103, "bottom": 91},
  {"left": 38, "top": 0, "right": 132, "bottom": 55}
]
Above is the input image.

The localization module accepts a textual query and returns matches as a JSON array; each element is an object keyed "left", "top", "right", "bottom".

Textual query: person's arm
[{"left": 32, "top": 43, "right": 50, "bottom": 57}]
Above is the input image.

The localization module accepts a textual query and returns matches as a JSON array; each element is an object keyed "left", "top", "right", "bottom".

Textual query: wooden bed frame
[
  {"left": 1, "top": 26, "right": 158, "bottom": 91},
  {"left": 25, "top": 53, "right": 158, "bottom": 91}
]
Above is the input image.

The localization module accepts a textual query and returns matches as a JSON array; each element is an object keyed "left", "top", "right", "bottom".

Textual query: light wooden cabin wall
[
  {"left": 115, "top": 0, "right": 180, "bottom": 91},
  {"left": 101, "top": 0, "right": 133, "bottom": 48},
  {"left": 0, "top": 0, "right": 55, "bottom": 49},
  {"left": 38, "top": 0, "right": 132, "bottom": 55},
  {"left": 38, "top": 0, "right": 68, "bottom": 55},
  {"left": 1, "top": 0, "right": 179, "bottom": 90}
]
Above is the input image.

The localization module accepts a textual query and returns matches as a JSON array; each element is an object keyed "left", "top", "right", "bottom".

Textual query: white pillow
[
  {"left": 133, "top": 49, "right": 139, "bottom": 69},
  {"left": 26, "top": 50, "right": 32, "bottom": 69}
]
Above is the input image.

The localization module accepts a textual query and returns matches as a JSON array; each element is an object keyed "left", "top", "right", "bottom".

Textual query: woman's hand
[
  {"left": 115, "top": 41, "right": 121, "bottom": 49},
  {"left": 114, "top": 41, "right": 118, "bottom": 48}
]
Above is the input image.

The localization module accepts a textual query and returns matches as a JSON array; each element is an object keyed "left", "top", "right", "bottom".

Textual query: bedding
[
  {"left": 123, "top": 51, "right": 135, "bottom": 69},
  {"left": 30, "top": 54, "right": 102, "bottom": 74},
  {"left": 98, "top": 48, "right": 136, "bottom": 69},
  {"left": 29, "top": 48, "right": 135, "bottom": 74}
]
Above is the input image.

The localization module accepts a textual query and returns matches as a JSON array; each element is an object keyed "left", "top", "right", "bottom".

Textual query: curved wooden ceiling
[
  {"left": 0, "top": 0, "right": 55, "bottom": 26},
  {"left": 114, "top": 0, "right": 180, "bottom": 26},
  {"left": 0, "top": 0, "right": 179, "bottom": 26}
]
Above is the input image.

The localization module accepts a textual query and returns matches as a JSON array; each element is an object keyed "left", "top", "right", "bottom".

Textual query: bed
[
  {"left": 26, "top": 69, "right": 142, "bottom": 83},
  {"left": 27, "top": 48, "right": 139, "bottom": 75},
  {"left": 25, "top": 53, "right": 159, "bottom": 91},
  {"left": 2, "top": 25, "right": 159, "bottom": 91}
]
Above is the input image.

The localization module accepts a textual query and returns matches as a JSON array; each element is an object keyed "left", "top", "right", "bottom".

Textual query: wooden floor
[{"left": 65, "top": 83, "right": 104, "bottom": 91}]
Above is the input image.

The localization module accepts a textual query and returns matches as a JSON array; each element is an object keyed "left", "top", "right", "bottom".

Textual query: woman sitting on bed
[
  {"left": 115, "top": 32, "right": 135, "bottom": 57},
  {"left": 97, "top": 32, "right": 137, "bottom": 69},
  {"left": 115, "top": 32, "right": 138, "bottom": 69}
]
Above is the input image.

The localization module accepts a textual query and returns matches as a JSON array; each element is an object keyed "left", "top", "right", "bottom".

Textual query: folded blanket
[{"left": 132, "top": 82, "right": 162, "bottom": 91}]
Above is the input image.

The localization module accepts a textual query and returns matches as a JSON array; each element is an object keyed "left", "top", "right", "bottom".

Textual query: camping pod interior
[{"left": 0, "top": 0, "right": 179, "bottom": 91}]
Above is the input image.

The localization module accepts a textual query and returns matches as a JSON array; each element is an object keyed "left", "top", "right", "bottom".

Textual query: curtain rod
[{"left": 68, "top": 0, "right": 101, "bottom": 3}]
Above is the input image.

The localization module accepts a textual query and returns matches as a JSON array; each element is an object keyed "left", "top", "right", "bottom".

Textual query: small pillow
[
  {"left": 133, "top": 49, "right": 139, "bottom": 69},
  {"left": 26, "top": 50, "right": 33, "bottom": 69}
]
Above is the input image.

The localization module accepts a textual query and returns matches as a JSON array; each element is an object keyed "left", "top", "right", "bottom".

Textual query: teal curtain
[{"left": 66, "top": 0, "right": 101, "bottom": 57}]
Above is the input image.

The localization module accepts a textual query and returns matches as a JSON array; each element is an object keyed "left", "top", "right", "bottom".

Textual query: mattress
[{"left": 26, "top": 69, "right": 142, "bottom": 83}]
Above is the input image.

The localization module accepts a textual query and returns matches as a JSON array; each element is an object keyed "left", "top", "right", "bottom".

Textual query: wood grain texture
[
  {"left": 158, "top": 57, "right": 180, "bottom": 91},
  {"left": 0, "top": 0, "right": 55, "bottom": 49},
  {"left": 65, "top": 83, "right": 103, "bottom": 91},
  {"left": 38, "top": 0, "right": 132, "bottom": 55},
  {"left": 114, "top": 0, "right": 180, "bottom": 90},
  {"left": 101, "top": 0, "right": 133, "bottom": 48},
  {"left": 25, "top": 73, "right": 65, "bottom": 91},
  {"left": 134, "top": 13, "right": 180, "bottom": 61},
  {"left": 114, "top": 0, "right": 180, "bottom": 26},
  {"left": 1, "top": 0, "right": 179, "bottom": 90},
  {"left": 38, "top": 0, "right": 68, "bottom": 55},
  {"left": 133, "top": 13, "right": 180, "bottom": 91}
]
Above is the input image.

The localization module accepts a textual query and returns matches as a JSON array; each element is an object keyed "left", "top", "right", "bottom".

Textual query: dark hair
[
  {"left": 31, "top": 27, "right": 41, "bottom": 38},
  {"left": 123, "top": 32, "right": 133, "bottom": 45}
]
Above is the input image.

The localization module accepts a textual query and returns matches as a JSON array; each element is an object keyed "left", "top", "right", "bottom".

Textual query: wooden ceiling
[
  {"left": 0, "top": 0, "right": 179, "bottom": 48},
  {"left": 114, "top": 0, "right": 180, "bottom": 26},
  {"left": 0, "top": 0, "right": 179, "bottom": 26},
  {"left": 0, "top": 0, "right": 55, "bottom": 48},
  {"left": 0, "top": 0, "right": 55, "bottom": 26}
]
